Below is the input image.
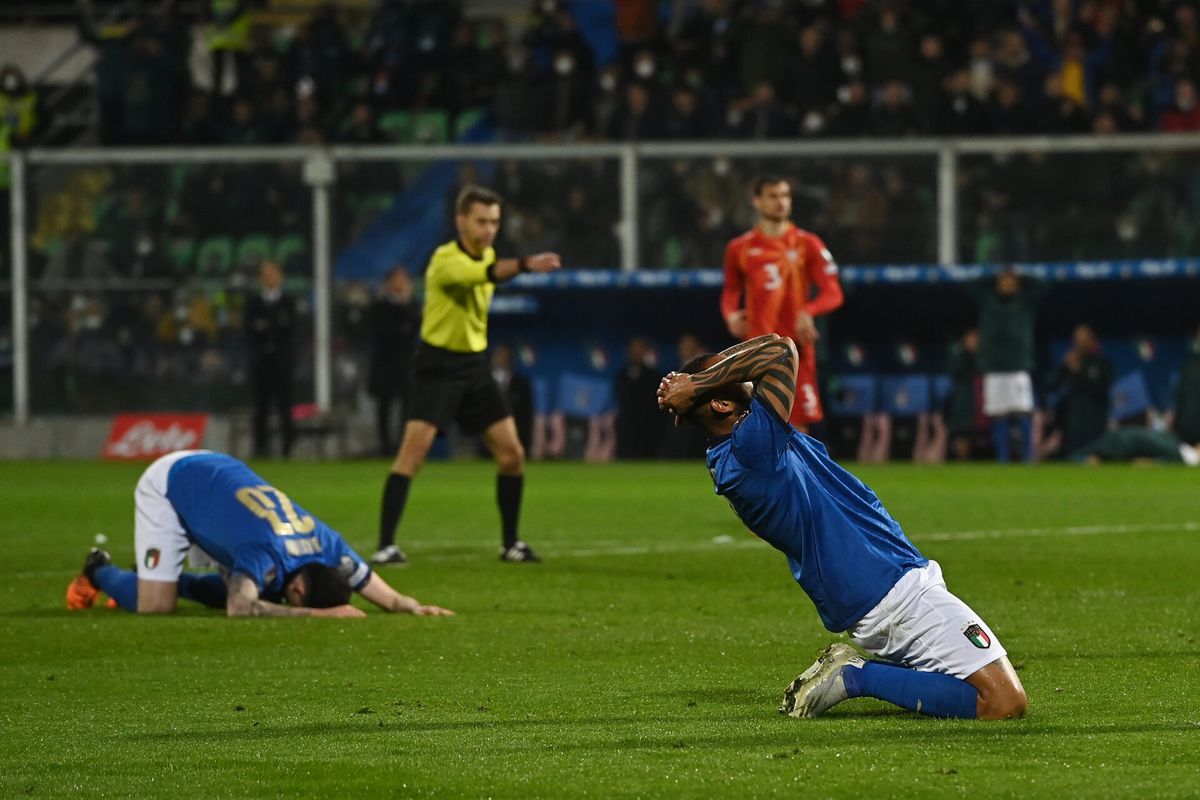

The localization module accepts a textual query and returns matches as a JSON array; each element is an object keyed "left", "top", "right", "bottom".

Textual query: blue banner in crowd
[{"left": 507, "top": 259, "right": 1200, "bottom": 290}]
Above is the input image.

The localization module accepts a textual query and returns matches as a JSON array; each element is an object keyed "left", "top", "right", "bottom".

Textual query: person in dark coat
[
  {"left": 368, "top": 267, "right": 421, "bottom": 456},
  {"left": 244, "top": 260, "right": 296, "bottom": 458},
  {"left": 1049, "top": 324, "right": 1112, "bottom": 455},
  {"left": 1174, "top": 325, "right": 1200, "bottom": 446},
  {"left": 614, "top": 337, "right": 663, "bottom": 459}
]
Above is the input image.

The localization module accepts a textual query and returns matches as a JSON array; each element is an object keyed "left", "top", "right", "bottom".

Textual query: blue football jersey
[
  {"left": 707, "top": 397, "right": 927, "bottom": 632},
  {"left": 164, "top": 453, "right": 371, "bottom": 599}
]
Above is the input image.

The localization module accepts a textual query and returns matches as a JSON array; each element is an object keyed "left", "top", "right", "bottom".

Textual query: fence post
[
  {"left": 620, "top": 144, "right": 638, "bottom": 271},
  {"left": 938, "top": 143, "right": 957, "bottom": 267},
  {"left": 304, "top": 151, "right": 335, "bottom": 413},
  {"left": 9, "top": 152, "right": 28, "bottom": 426}
]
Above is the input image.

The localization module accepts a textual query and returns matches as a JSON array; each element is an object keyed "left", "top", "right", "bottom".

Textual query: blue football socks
[
  {"left": 1016, "top": 414, "right": 1034, "bottom": 463},
  {"left": 93, "top": 566, "right": 228, "bottom": 611},
  {"left": 991, "top": 418, "right": 1011, "bottom": 462},
  {"left": 93, "top": 564, "right": 138, "bottom": 611},
  {"left": 842, "top": 661, "right": 978, "bottom": 719}
]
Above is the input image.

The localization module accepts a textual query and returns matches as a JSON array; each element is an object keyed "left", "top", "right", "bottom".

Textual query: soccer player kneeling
[{"left": 658, "top": 335, "right": 1027, "bottom": 720}]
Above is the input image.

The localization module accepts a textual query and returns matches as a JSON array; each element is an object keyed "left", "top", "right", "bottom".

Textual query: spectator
[
  {"left": 0, "top": 64, "right": 40, "bottom": 146},
  {"left": 245, "top": 260, "right": 296, "bottom": 459},
  {"left": 989, "top": 79, "right": 1031, "bottom": 134},
  {"left": 965, "top": 269, "right": 1048, "bottom": 463},
  {"left": 493, "top": 44, "right": 544, "bottom": 139},
  {"left": 825, "top": 79, "right": 870, "bottom": 136},
  {"left": 607, "top": 81, "right": 667, "bottom": 140},
  {"left": 544, "top": 46, "right": 593, "bottom": 137},
  {"left": 725, "top": 82, "right": 792, "bottom": 139},
  {"left": 935, "top": 69, "right": 991, "bottom": 134},
  {"left": 368, "top": 267, "right": 421, "bottom": 457},
  {"left": 788, "top": 24, "right": 840, "bottom": 122},
  {"left": 1048, "top": 324, "right": 1113, "bottom": 456},
  {"left": 614, "top": 337, "right": 662, "bottom": 459},
  {"left": 339, "top": 100, "right": 386, "bottom": 144},
  {"left": 945, "top": 329, "right": 983, "bottom": 461},
  {"left": 870, "top": 80, "right": 922, "bottom": 137},
  {"left": 1161, "top": 78, "right": 1200, "bottom": 132},
  {"left": 1174, "top": 325, "right": 1200, "bottom": 445},
  {"left": 1037, "top": 73, "right": 1091, "bottom": 133},
  {"left": 1073, "top": 427, "right": 1200, "bottom": 466},
  {"left": 910, "top": 33, "right": 950, "bottom": 117},
  {"left": 204, "top": 0, "right": 252, "bottom": 96}
]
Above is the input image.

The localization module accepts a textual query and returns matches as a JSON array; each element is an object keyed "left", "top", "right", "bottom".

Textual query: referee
[{"left": 371, "top": 186, "right": 561, "bottom": 565}]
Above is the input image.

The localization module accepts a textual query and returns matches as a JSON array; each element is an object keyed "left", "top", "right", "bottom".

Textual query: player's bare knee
[{"left": 978, "top": 685, "right": 1028, "bottom": 720}]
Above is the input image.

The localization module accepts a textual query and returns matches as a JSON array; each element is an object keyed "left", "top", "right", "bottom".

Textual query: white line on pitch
[{"left": 15, "top": 521, "right": 1196, "bottom": 576}]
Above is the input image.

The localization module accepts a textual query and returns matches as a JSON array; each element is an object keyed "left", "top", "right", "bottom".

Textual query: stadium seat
[
  {"left": 378, "top": 111, "right": 414, "bottom": 142},
  {"left": 557, "top": 373, "right": 613, "bottom": 418},
  {"left": 1109, "top": 370, "right": 1153, "bottom": 421},
  {"left": 273, "top": 234, "right": 307, "bottom": 269},
  {"left": 167, "top": 237, "right": 196, "bottom": 274},
  {"left": 826, "top": 374, "right": 878, "bottom": 416},
  {"left": 194, "top": 235, "right": 234, "bottom": 275},
  {"left": 880, "top": 375, "right": 932, "bottom": 416},
  {"left": 411, "top": 110, "right": 449, "bottom": 144},
  {"left": 453, "top": 107, "right": 487, "bottom": 141},
  {"left": 235, "top": 235, "right": 274, "bottom": 270}
]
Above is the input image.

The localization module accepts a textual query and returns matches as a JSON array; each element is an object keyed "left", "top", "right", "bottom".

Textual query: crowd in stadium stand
[{"left": 15, "top": 0, "right": 1193, "bottom": 147}]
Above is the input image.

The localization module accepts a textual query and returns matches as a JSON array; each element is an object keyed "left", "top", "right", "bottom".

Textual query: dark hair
[
  {"left": 456, "top": 185, "right": 503, "bottom": 216},
  {"left": 292, "top": 563, "right": 353, "bottom": 608},
  {"left": 753, "top": 174, "right": 790, "bottom": 196}
]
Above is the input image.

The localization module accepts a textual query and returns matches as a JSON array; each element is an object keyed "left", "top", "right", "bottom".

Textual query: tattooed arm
[
  {"left": 659, "top": 334, "right": 798, "bottom": 422},
  {"left": 713, "top": 334, "right": 780, "bottom": 360},
  {"left": 225, "top": 573, "right": 365, "bottom": 618}
]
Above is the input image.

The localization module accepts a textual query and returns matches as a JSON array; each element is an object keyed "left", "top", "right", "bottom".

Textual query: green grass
[{"left": 2, "top": 460, "right": 1198, "bottom": 798}]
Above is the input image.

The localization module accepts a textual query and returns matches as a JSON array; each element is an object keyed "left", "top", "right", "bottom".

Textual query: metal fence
[{"left": 6, "top": 133, "right": 1200, "bottom": 425}]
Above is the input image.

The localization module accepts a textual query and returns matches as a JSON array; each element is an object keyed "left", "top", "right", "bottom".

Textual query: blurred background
[{"left": 1, "top": 0, "right": 1198, "bottom": 462}]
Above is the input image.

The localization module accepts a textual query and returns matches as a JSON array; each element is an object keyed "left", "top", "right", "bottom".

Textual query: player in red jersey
[{"left": 720, "top": 175, "right": 844, "bottom": 431}]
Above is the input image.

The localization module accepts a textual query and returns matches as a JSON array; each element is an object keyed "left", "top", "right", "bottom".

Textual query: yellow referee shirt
[{"left": 420, "top": 240, "right": 497, "bottom": 353}]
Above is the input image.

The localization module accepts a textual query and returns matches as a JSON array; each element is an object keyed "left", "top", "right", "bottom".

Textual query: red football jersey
[
  {"left": 720, "top": 224, "right": 842, "bottom": 340},
  {"left": 721, "top": 224, "right": 844, "bottom": 426}
]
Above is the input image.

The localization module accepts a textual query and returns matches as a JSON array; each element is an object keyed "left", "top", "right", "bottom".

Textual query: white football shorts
[
  {"left": 848, "top": 560, "right": 1007, "bottom": 680},
  {"left": 134, "top": 449, "right": 211, "bottom": 582},
  {"left": 983, "top": 371, "right": 1034, "bottom": 416}
]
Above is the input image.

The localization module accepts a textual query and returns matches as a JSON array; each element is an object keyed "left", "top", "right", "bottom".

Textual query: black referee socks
[
  {"left": 378, "top": 473, "right": 412, "bottom": 549},
  {"left": 497, "top": 474, "right": 524, "bottom": 549}
]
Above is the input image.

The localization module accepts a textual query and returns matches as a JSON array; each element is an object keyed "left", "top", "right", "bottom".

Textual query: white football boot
[{"left": 780, "top": 642, "right": 865, "bottom": 718}]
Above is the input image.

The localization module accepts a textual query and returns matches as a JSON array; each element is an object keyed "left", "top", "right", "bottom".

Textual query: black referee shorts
[{"left": 407, "top": 343, "right": 512, "bottom": 435}]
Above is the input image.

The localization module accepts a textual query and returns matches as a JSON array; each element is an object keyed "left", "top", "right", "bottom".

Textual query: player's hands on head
[
  {"left": 313, "top": 604, "right": 367, "bottom": 618},
  {"left": 657, "top": 372, "right": 697, "bottom": 421},
  {"left": 793, "top": 311, "right": 818, "bottom": 346},
  {"left": 525, "top": 253, "right": 562, "bottom": 273},
  {"left": 725, "top": 311, "right": 748, "bottom": 339}
]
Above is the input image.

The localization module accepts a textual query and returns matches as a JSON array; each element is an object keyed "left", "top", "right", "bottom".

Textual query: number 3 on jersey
[
  {"left": 763, "top": 263, "right": 783, "bottom": 291},
  {"left": 236, "top": 485, "right": 316, "bottom": 536}
]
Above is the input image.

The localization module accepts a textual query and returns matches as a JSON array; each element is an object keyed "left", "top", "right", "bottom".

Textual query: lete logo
[{"left": 103, "top": 414, "right": 209, "bottom": 460}]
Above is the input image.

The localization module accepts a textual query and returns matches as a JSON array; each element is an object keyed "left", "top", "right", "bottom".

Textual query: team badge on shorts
[
  {"left": 963, "top": 622, "right": 991, "bottom": 649},
  {"left": 144, "top": 548, "right": 161, "bottom": 570}
]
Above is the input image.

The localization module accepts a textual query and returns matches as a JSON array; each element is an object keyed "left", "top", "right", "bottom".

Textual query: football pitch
[{"left": 2, "top": 460, "right": 1197, "bottom": 798}]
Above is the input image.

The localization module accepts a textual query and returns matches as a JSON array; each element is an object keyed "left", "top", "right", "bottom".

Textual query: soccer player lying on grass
[
  {"left": 657, "top": 334, "right": 1027, "bottom": 720},
  {"left": 66, "top": 451, "right": 454, "bottom": 618}
]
